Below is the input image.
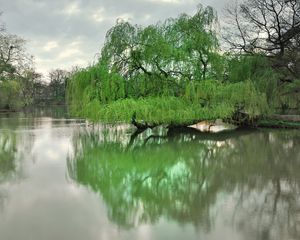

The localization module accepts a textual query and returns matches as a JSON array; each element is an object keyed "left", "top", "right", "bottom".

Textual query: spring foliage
[
  {"left": 0, "top": 80, "right": 23, "bottom": 110},
  {"left": 67, "top": 5, "right": 273, "bottom": 126}
]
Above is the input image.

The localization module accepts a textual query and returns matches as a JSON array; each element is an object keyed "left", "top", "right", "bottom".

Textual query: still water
[{"left": 0, "top": 109, "right": 299, "bottom": 240}]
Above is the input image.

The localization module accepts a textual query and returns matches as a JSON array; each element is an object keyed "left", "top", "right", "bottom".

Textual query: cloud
[
  {"left": 116, "top": 13, "right": 134, "bottom": 21},
  {"left": 43, "top": 41, "right": 59, "bottom": 52},
  {"left": 60, "top": 2, "right": 81, "bottom": 15},
  {"left": 92, "top": 8, "right": 106, "bottom": 23},
  {"left": 58, "top": 48, "right": 81, "bottom": 59},
  {"left": 0, "top": 0, "right": 231, "bottom": 77},
  {"left": 147, "top": 0, "right": 189, "bottom": 4},
  {"left": 57, "top": 40, "right": 85, "bottom": 59},
  {"left": 147, "top": 0, "right": 181, "bottom": 4}
]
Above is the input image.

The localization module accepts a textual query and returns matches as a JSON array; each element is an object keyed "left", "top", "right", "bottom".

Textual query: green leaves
[
  {"left": 77, "top": 96, "right": 226, "bottom": 125},
  {"left": 67, "top": 5, "right": 273, "bottom": 126},
  {"left": 0, "top": 80, "right": 23, "bottom": 110},
  {"left": 184, "top": 80, "right": 270, "bottom": 120},
  {"left": 100, "top": 4, "right": 221, "bottom": 89}
]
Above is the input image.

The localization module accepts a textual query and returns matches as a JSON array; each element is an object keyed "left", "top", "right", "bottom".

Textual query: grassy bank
[{"left": 258, "top": 119, "right": 300, "bottom": 129}]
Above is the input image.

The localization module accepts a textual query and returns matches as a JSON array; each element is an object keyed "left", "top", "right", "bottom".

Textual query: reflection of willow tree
[
  {"left": 224, "top": 130, "right": 300, "bottom": 240},
  {"left": 0, "top": 130, "right": 18, "bottom": 207},
  {"left": 68, "top": 127, "right": 300, "bottom": 238},
  {"left": 0, "top": 131, "right": 17, "bottom": 182}
]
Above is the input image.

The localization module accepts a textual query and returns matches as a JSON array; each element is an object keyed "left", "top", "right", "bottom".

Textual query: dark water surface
[{"left": 0, "top": 109, "right": 299, "bottom": 240}]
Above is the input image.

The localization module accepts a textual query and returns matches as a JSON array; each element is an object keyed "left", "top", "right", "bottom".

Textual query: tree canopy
[
  {"left": 67, "top": 5, "right": 273, "bottom": 127},
  {"left": 0, "top": 14, "right": 71, "bottom": 110},
  {"left": 0, "top": 15, "right": 41, "bottom": 110}
]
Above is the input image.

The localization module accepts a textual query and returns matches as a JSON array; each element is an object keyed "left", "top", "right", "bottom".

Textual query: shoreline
[{"left": 1, "top": 107, "right": 299, "bottom": 130}]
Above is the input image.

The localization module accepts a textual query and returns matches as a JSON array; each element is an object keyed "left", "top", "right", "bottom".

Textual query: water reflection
[
  {"left": 0, "top": 113, "right": 93, "bottom": 240},
  {"left": 0, "top": 111, "right": 299, "bottom": 240},
  {"left": 0, "top": 131, "right": 17, "bottom": 182},
  {"left": 0, "top": 129, "right": 22, "bottom": 210},
  {"left": 68, "top": 126, "right": 300, "bottom": 239}
]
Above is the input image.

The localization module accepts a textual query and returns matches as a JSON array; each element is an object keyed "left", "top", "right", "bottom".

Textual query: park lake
[
  {"left": 0, "top": 108, "right": 299, "bottom": 240},
  {"left": 0, "top": 0, "right": 299, "bottom": 239}
]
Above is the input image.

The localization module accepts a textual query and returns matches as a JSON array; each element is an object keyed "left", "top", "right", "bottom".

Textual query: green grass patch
[{"left": 258, "top": 119, "right": 300, "bottom": 129}]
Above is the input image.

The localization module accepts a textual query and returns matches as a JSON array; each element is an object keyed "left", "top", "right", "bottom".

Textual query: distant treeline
[{"left": 0, "top": 16, "right": 70, "bottom": 111}]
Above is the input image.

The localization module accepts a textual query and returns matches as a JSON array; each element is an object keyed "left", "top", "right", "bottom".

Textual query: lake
[{"left": 0, "top": 109, "right": 299, "bottom": 240}]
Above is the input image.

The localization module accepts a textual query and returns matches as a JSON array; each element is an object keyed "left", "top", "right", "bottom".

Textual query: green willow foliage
[
  {"left": 277, "top": 79, "right": 300, "bottom": 112},
  {"left": 225, "top": 55, "right": 278, "bottom": 104},
  {"left": 0, "top": 80, "right": 23, "bottom": 110},
  {"left": 67, "top": 5, "right": 271, "bottom": 126},
  {"left": 67, "top": 63, "right": 126, "bottom": 115},
  {"left": 79, "top": 97, "right": 233, "bottom": 125},
  {"left": 0, "top": 130, "right": 17, "bottom": 182}
]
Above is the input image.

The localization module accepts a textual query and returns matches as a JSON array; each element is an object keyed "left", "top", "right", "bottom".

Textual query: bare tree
[
  {"left": 224, "top": 0, "right": 300, "bottom": 81},
  {"left": 0, "top": 15, "right": 33, "bottom": 80}
]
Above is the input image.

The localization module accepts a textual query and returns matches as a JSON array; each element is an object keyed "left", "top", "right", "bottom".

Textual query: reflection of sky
[
  {"left": 0, "top": 118, "right": 240, "bottom": 240},
  {"left": 0, "top": 119, "right": 118, "bottom": 240},
  {"left": 0, "top": 118, "right": 299, "bottom": 240}
]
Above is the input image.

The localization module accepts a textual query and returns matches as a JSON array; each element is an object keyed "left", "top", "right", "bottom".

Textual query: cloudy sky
[{"left": 0, "top": 0, "right": 231, "bottom": 78}]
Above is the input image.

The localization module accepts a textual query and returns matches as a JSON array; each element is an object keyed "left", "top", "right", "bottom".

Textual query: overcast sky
[{"left": 0, "top": 0, "right": 231, "bottom": 78}]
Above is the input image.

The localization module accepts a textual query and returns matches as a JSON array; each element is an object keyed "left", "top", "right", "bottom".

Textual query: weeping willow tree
[{"left": 67, "top": 4, "right": 271, "bottom": 127}]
